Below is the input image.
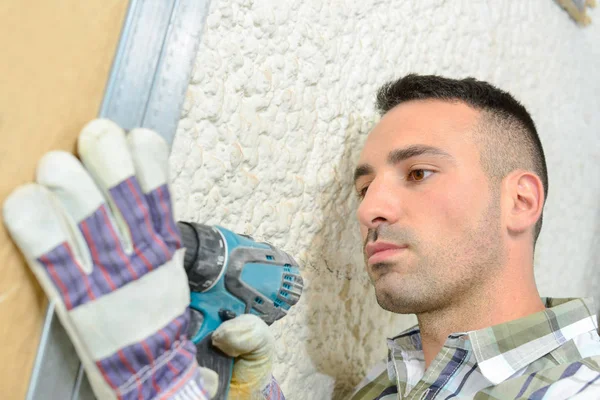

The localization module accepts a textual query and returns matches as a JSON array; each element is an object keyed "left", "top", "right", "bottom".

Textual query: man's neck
[{"left": 417, "top": 281, "right": 546, "bottom": 370}]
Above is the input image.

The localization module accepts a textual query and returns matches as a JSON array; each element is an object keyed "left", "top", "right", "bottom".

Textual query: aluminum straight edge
[
  {"left": 24, "top": 302, "right": 57, "bottom": 400},
  {"left": 98, "top": 0, "right": 141, "bottom": 118},
  {"left": 100, "top": 0, "right": 211, "bottom": 146},
  {"left": 25, "top": 0, "right": 211, "bottom": 398}
]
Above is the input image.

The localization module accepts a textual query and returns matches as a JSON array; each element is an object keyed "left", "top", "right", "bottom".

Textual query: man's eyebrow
[
  {"left": 387, "top": 144, "right": 454, "bottom": 165},
  {"left": 353, "top": 145, "right": 454, "bottom": 185},
  {"left": 353, "top": 164, "right": 374, "bottom": 186}
]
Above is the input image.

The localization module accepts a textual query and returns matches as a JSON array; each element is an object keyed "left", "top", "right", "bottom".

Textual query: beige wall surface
[{"left": 0, "top": 2, "right": 128, "bottom": 398}]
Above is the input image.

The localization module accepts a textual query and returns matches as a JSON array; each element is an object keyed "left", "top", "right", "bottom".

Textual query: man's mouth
[{"left": 365, "top": 242, "right": 408, "bottom": 265}]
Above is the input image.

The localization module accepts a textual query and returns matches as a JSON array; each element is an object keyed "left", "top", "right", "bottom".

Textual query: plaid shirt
[{"left": 350, "top": 298, "right": 600, "bottom": 399}]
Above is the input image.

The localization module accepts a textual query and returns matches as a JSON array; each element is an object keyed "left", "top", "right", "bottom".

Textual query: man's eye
[
  {"left": 407, "top": 169, "right": 434, "bottom": 182},
  {"left": 357, "top": 186, "right": 369, "bottom": 198}
]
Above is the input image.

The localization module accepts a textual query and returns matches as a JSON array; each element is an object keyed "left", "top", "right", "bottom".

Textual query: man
[{"left": 349, "top": 74, "right": 600, "bottom": 399}]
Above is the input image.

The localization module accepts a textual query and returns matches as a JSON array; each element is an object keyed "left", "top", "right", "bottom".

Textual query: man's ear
[{"left": 502, "top": 170, "right": 545, "bottom": 236}]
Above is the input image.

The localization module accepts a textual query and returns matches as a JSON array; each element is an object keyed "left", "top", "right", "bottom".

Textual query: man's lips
[{"left": 365, "top": 242, "right": 408, "bottom": 264}]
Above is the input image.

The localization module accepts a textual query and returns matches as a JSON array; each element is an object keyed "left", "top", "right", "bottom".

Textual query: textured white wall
[{"left": 170, "top": 1, "right": 600, "bottom": 398}]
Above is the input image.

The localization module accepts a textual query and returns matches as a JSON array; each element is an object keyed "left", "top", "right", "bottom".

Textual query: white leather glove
[
  {"left": 3, "top": 119, "right": 214, "bottom": 400},
  {"left": 210, "top": 314, "right": 276, "bottom": 400}
]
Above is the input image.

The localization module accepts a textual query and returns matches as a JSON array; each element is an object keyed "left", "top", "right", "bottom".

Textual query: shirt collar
[
  {"left": 471, "top": 297, "right": 598, "bottom": 384},
  {"left": 387, "top": 298, "right": 598, "bottom": 385}
]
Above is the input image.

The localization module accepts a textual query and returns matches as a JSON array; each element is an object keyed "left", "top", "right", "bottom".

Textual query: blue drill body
[{"left": 176, "top": 222, "right": 303, "bottom": 399}]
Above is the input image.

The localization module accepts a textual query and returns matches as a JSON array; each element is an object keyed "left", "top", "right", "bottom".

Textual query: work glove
[
  {"left": 210, "top": 314, "right": 279, "bottom": 400},
  {"left": 3, "top": 119, "right": 213, "bottom": 400}
]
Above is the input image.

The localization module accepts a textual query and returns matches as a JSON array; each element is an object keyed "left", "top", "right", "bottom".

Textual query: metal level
[{"left": 25, "top": 0, "right": 210, "bottom": 398}]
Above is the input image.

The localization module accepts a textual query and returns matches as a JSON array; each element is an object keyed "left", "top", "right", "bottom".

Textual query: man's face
[{"left": 354, "top": 100, "right": 504, "bottom": 314}]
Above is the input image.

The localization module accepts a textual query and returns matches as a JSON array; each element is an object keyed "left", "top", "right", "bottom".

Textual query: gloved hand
[
  {"left": 3, "top": 119, "right": 214, "bottom": 400},
  {"left": 210, "top": 314, "right": 276, "bottom": 400}
]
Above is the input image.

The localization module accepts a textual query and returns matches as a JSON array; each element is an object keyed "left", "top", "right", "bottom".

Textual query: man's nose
[{"left": 356, "top": 178, "right": 400, "bottom": 229}]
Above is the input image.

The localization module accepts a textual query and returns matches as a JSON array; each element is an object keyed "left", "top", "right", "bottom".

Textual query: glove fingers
[
  {"left": 78, "top": 119, "right": 173, "bottom": 266},
  {"left": 37, "top": 151, "right": 153, "bottom": 288},
  {"left": 211, "top": 314, "right": 274, "bottom": 358},
  {"left": 127, "top": 128, "right": 181, "bottom": 251},
  {"left": 2, "top": 184, "right": 96, "bottom": 309},
  {"left": 212, "top": 315, "right": 275, "bottom": 398},
  {"left": 198, "top": 367, "right": 219, "bottom": 399}
]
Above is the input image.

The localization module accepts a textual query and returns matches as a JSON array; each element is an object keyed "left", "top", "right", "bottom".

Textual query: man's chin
[
  {"left": 372, "top": 273, "right": 425, "bottom": 314},
  {"left": 372, "top": 273, "right": 401, "bottom": 304}
]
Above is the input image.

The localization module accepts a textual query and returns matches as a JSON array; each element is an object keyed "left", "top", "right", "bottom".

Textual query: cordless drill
[{"left": 177, "top": 222, "right": 303, "bottom": 399}]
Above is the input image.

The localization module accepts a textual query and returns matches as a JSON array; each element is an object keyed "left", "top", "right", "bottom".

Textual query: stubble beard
[{"left": 366, "top": 198, "right": 503, "bottom": 315}]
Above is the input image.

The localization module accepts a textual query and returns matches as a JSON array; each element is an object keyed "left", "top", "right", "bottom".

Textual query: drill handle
[
  {"left": 195, "top": 334, "right": 234, "bottom": 400},
  {"left": 188, "top": 304, "right": 237, "bottom": 399}
]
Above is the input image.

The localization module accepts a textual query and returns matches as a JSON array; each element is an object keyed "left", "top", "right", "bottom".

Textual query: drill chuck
[
  {"left": 177, "top": 221, "right": 303, "bottom": 325},
  {"left": 177, "top": 221, "right": 227, "bottom": 293},
  {"left": 177, "top": 221, "right": 198, "bottom": 273}
]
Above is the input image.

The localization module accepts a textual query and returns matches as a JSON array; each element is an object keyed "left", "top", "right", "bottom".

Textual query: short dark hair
[{"left": 375, "top": 74, "right": 548, "bottom": 244}]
